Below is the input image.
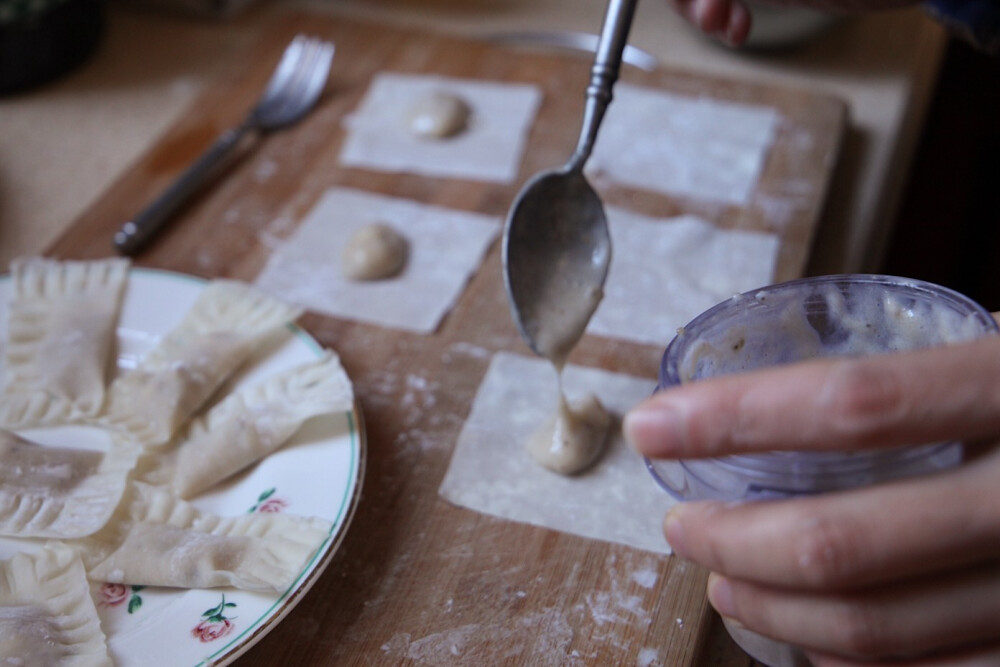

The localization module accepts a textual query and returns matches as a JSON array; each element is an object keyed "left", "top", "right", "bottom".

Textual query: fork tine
[
  {"left": 267, "top": 38, "right": 321, "bottom": 117},
  {"left": 260, "top": 35, "right": 309, "bottom": 103},
  {"left": 259, "top": 37, "right": 334, "bottom": 126},
  {"left": 259, "top": 39, "right": 312, "bottom": 115},
  {"left": 283, "top": 41, "right": 334, "bottom": 120}
]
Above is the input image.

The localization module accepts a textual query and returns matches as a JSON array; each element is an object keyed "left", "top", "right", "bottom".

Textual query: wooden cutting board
[{"left": 48, "top": 11, "right": 846, "bottom": 666}]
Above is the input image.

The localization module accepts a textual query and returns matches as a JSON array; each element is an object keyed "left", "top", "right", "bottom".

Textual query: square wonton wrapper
[
  {"left": 439, "top": 352, "right": 675, "bottom": 554},
  {"left": 339, "top": 72, "right": 543, "bottom": 183},
  {"left": 587, "top": 83, "right": 780, "bottom": 205},
  {"left": 0, "top": 543, "right": 111, "bottom": 666},
  {"left": 588, "top": 210, "right": 780, "bottom": 347},
  {"left": 255, "top": 187, "right": 501, "bottom": 333}
]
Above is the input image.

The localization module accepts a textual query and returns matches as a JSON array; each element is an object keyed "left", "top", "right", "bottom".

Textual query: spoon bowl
[{"left": 502, "top": 168, "right": 610, "bottom": 363}]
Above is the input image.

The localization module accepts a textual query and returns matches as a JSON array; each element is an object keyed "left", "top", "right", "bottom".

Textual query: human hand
[
  {"left": 624, "top": 335, "right": 1000, "bottom": 665},
  {"left": 665, "top": 0, "right": 920, "bottom": 47},
  {"left": 667, "top": 0, "right": 753, "bottom": 46}
]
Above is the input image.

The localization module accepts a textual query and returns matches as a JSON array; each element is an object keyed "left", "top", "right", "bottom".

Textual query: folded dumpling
[
  {"left": 102, "top": 280, "right": 303, "bottom": 447},
  {"left": 0, "top": 543, "right": 112, "bottom": 667},
  {"left": 145, "top": 352, "right": 353, "bottom": 498},
  {"left": 0, "top": 257, "right": 130, "bottom": 428},
  {"left": 72, "top": 482, "right": 332, "bottom": 593},
  {"left": 0, "top": 428, "right": 139, "bottom": 539}
]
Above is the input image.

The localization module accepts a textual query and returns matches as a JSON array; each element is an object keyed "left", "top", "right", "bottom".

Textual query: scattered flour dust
[
  {"left": 380, "top": 607, "right": 575, "bottom": 666},
  {"left": 253, "top": 159, "right": 279, "bottom": 183},
  {"left": 637, "top": 647, "right": 662, "bottom": 667},
  {"left": 441, "top": 341, "right": 492, "bottom": 364},
  {"left": 377, "top": 552, "right": 673, "bottom": 665},
  {"left": 358, "top": 369, "right": 400, "bottom": 403},
  {"left": 585, "top": 590, "right": 650, "bottom": 627},
  {"left": 400, "top": 373, "right": 439, "bottom": 430},
  {"left": 631, "top": 568, "right": 659, "bottom": 589},
  {"left": 568, "top": 552, "right": 665, "bottom": 657}
]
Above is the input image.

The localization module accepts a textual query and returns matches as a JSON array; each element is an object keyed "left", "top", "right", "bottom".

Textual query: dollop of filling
[
  {"left": 527, "top": 392, "right": 613, "bottom": 475},
  {"left": 341, "top": 223, "right": 409, "bottom": 281},
  {"left": 406, "top": 91, "right": 472, "bottom": 139}
]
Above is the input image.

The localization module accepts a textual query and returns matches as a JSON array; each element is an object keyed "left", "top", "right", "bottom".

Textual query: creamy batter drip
[
  {"left": 524, "top": 270, "right": 610, "bottom": 475},
  {"left": 527, "top": 391, "right": 613, "bottom": 475},
  {"left": 341, "top": 223, "right": 409, "bottom": 281}
]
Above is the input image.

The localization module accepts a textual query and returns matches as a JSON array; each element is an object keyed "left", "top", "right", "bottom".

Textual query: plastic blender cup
[{"left": 645, "top": 275, "right": 999, "bottom": 666}]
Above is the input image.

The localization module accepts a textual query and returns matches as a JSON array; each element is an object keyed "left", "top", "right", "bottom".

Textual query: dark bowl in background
[{"left": 0, "top": 0, "right": 105, "bottom": 95}]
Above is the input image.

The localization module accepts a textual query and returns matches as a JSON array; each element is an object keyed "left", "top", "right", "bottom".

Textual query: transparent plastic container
[{"left": 644, "top": 275, "right": 999, "bottom": 667}]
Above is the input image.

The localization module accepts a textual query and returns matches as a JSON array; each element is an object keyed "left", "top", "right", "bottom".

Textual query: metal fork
[{"left": 113, "top": 35, "right": 335, "bottom": 255}]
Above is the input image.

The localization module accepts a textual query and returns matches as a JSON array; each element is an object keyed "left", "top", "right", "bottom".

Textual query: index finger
[{"left": 624, "top": 335, "right": 1000, "bottom": 460}]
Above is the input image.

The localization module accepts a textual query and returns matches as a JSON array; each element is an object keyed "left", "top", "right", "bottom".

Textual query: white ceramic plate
[{"left": 0, "top": 267, "right": 365, "bottom": 666}]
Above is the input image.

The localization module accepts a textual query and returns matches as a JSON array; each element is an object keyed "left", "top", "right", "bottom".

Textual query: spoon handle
[{"left": 568, "top": 0, "right": 639, "bottom": 172}]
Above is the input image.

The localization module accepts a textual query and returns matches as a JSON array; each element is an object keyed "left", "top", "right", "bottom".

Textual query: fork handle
[{"left": 113, "top": 122, "right": 252, "bottom": 255}]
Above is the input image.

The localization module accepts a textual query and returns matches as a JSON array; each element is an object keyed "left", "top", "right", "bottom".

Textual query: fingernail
[
  {"left": 707, "top": 573, "right": 736, "bottom": 617},
  {"left": 623, "top": 403, "right": 682, "bottom": 456},
  {"left": 664, "top": 505, "right": 690, "bottom": 558}
]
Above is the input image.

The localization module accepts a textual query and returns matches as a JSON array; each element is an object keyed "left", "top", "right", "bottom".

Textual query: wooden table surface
[{"left": 46, "top": 12, "right": 845, "bottom": 666}]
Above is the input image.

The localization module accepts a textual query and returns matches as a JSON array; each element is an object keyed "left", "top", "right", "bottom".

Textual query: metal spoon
[{"left": 502, "top": 0, "right": 638, "bottom": 363}]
